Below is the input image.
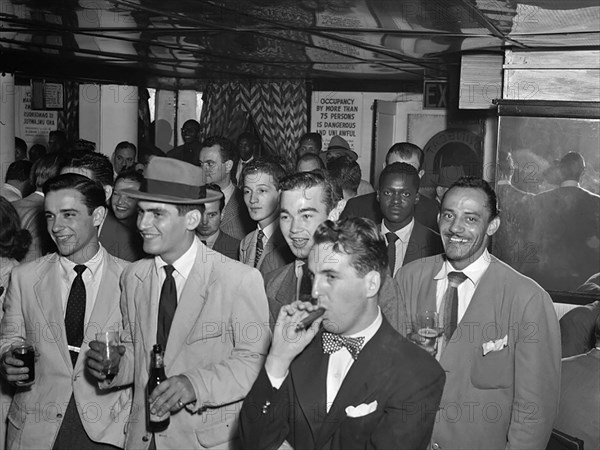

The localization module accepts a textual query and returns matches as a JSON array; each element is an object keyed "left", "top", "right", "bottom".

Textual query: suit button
[
  {"left": 142, "top": 436, "right": 149, "bottom": 442},
  {"left": 432, "top": 443, "right": 440, "bottom": 450},
  {"left": 56, "top": 413, "right": 63, "bottom": 419}
]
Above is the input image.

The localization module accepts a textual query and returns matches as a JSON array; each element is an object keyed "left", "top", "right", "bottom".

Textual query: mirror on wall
[{"left": 492, "top": 102, "right": 600, "bottom": 296}]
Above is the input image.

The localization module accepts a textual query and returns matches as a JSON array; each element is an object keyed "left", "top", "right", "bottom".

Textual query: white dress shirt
[
  {"left": 154, "top": 236, "right": 199, "bottom": 303},
  {"left": 434, "top": 249, "right": 492, "bottom": 323},
  {"left": 59, "top": 245, "right": 105, "bottom": 326},
  {"left": 382, "top": 219, "right": 415, "bottom": 276}
]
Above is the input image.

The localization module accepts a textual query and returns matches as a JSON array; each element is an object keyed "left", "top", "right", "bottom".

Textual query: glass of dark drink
[
  {"left": 95, "top": 331, "right": 120, "bottom": 381},
  {"left": 12, "top": 340, "right": 35, "bottom": 385}
]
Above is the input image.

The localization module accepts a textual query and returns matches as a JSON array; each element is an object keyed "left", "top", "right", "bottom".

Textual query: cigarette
[{"left": 295, "top": 308, "right": 325, "bottom": 331}]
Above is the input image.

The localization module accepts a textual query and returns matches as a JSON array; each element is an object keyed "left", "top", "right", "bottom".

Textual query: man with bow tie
[{"left": 240, "top": 217, "right": 445, "bottom": 450}]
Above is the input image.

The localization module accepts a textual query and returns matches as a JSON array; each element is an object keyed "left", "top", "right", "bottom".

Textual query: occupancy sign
[{"left": 311, "top": 92, "right": 363, "bottom": 151}]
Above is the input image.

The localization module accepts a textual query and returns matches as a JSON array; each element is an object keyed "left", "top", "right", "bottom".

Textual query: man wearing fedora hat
[
  {"left": 322, "top": 135, "right": 374, "bottom": 196},
  {"left": 87, "top": 157, "right": 270, "bottom": 450}
]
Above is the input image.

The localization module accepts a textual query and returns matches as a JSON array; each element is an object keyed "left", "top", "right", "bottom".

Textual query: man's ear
[
  {"left": 103, "top": 185, "right": 113, "bottom": 203},
  {"left": 418, "top": 169, "right": 425, "bottom": 179},
  {"left": 225, "top": 159, "right": 234, "bottom": 174},
  {"left": 364, "top": 270, "right": 381, "bottom": 299},
  {"left": 486, "top": 216, "right": 500, "bottom": 237},
  {"left": 414, "top": 191, "right": 420, "bottom": 205},
  {"left": 92, "top": 206, "right": 107, "bottom": 228},
  {"left": 186, "top": 209, "right": 202, "bottom": 230}
]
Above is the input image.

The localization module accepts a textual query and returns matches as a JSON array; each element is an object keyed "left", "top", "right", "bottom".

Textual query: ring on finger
[{"left": 177, "top": 400, "right": 184, "bottom": 409}]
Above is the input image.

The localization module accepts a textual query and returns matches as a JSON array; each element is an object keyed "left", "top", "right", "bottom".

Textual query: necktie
[
  {"left": 254, "top": 229, "right": 264, "bottom": 267},
  {"left": 298, "top": 261, "right": 313, "bottom": 302},
  {"left": 201, "top": 240, "right": 207, "bottom": 245},
  {"left": 322, "top": 332, "right": 365, "bottom": 360},
  {"left": 386, "top": 232, "right": 399, "bottom": 276},
  {"left": 65, "top": 264, "right": 87, "bottom": 366},
  {"left": 442, "top": 271, "right": 468, "bottom": 339},
  {"left": 157, "top": 265, "right": 177, "bottom": 348}
]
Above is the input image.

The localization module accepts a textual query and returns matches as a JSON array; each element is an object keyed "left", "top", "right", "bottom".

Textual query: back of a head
[
  {"left": 63, "top": 151, "right": 114, "bottom": 187},
  {"left": 30, "top": 152, "right": 65, "bottom": 190},
  {"left": 386, "top": 142, "right": 424, "bottom": 169},
  {"left": 6, "top": 160, "right": 33, "bottom": 183},
  {"left": 496, "top": 150, "right": 514, "bottom": 180},
  {"left": 28, "top": 144, "right": 47, "bottom": 163},
  {"left": 279, "top": 170, "right": 338, "bottom": 214},
  {"left": 15, "top": 137, "right": 27, "bottom": 160},
  {"left": 49, "top": 130, "right": 68, "bottom": 152},
  {"left": 327, "top": 155, "right": 362, "bottom": 197},
  {"left": 559, "top": 151, "right": 585, "bottom": 182},
  {"left": 201, "top": 136, "right": 235, "bottom": 162},
  {"left": 313, "top": 217, "right": 387, "bottom": 281},
  {"left": 296, "top": 152, "right": 325, "bottom": 172},
  {"left": 0, "top": 196, "right": 32, "bottom": 261},
  {"left": 379, "top": 162, "right": 420, "bottom": 191}
]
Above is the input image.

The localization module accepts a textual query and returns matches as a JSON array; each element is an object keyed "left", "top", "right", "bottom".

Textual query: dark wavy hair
[
  {"left": 313, "top": 217, "right": 388, "bottom": 280},
  {"left": 0, "top": 197, "right": 32, "bottom": 261},
  {"left": 444, "top": 176, "right": 499, "bottom": 219}
]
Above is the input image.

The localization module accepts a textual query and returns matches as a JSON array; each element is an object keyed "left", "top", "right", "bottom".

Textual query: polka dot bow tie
[{"left": 322, "top": 332, "right": 365, "bottom": 360}]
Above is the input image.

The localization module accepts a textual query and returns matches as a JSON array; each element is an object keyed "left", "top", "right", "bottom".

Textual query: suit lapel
[
  {"left": 86, "top": 249, "right": 120, "bottom": 334},
  {"left": 291, "top": 333, "right": 329, "bottom": 443},
  {"left": 314, "top": 321, "right": 393, "bottom": 449},
  {"left": 241, "top": 229, "right": 257, "bottom": 265},
  {"left": 163, "top": 249, "right": 211, "bottom": 366},
  {"left": 34, "top": 256, "right": 72, "bottom": 370},
  {"left": 134, "top": 261, "right": 159, "bottom": 362}
]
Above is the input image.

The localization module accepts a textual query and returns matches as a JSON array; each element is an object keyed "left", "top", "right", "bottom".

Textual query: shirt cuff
[{"left": 266, "top": 368, "right": 288, "bottom": 389}]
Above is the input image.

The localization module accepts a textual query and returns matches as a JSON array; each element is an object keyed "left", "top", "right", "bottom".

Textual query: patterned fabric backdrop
[
  {"left": 199, "top": 80, "right": 307, "bottom": 165},
  {"left": 56, "top": 80, "right": 79, "bottom": 144}
]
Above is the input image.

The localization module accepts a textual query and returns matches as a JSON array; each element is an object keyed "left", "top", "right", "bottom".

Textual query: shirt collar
[
  {"left": 381, "top": 218, "right": 414, "bottom": 243},
  {"left": 496, "top": 180, "right": 511, "bottom": 186},
  {"left": 259, "top": 219, "right": 277, "bottom": 240},
  {"left": 59, "top": 245, "right": 104, "bottom": 279},
  {"left": 34, "top": 190, "right": 44, "bottom": 198},
  {"left": 3, "top": 183, "right": 22, "bottom": 198},
  {"left": 155, "top": 236, "right": 199, "bottom": 280},
  {"left": 344, "top": 307, "right": 382, "bottom": 345},
  {"left": 434, "top": 248, "right": 491, "bottom": 287},
  {"left": 560, "top": 180, "right": 579, "bottom": 188}
]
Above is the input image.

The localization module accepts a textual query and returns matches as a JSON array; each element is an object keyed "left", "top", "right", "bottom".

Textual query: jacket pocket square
[
  {"left": 345, "top": 400, "right": 378, "bottom": 418},
  {"left": 482, "top": 335, "right": 508, "bottom": 356}
]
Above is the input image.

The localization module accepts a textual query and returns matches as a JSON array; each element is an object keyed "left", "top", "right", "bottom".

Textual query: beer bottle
[{"left": 147, "top": 344, "right": 170, "bottom": 432}]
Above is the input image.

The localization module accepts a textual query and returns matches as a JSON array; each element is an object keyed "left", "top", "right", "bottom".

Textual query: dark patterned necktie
[
  {"left": 254, "top": 229, "right": 264, "bottom": 267},
  {"left": 65, "top": 264, "right": 87, "bottom": 366},
  {"left": 386, "top": 232, "right": 399, "bottom": 276},
  {"left": 322, "top": 332, "right": 365, "bottom": 360},
  {"left": 298, "top": 261, "right": 313, "bottom": 302},
  {"left": 442, "top": 271, "right": 468, "bottom": 339},
  {"left": 157, "top": 265, "right": 177, "bottom": 348}
]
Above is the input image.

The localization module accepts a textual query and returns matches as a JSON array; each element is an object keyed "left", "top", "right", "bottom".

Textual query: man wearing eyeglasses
[
  {"left": 167, "top": 120, "right": 202, "bottom": 166},
  {"left": 199, "top": 136, "right": 254, "bottom": 240}
]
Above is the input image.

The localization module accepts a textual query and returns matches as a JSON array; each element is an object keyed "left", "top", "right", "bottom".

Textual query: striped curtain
[{"left": 199, "top": 80, "right": 307, "bottom": 164}]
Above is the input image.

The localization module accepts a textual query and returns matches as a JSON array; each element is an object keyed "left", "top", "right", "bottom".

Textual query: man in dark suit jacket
[
  {"left": 240, "top": 218, "right": 445, "bottom": 450},
  {"left": 61, "top": 151, "right": 140, "bottom": 261},
  {"left": 199, "top": 136, "right": 254, "bottom": 240},
  {"left": 522, "top": 151, "right": 600, "bottom": 291},
  {"left": 341, "top": 142, "right": 439, "bottom": 231},
  {"left": 195, "top": 184, "right": 240, "bottom": 260},
  {"left": 378, "top": 162, "right": 443, "bottom": 278}
]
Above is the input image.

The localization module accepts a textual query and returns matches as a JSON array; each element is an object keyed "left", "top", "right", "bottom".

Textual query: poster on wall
[
  {"left": 310, "top": 92, "right": 363, "bottom": 153},
  {"left": 15, "top": 85, "right": 57, "bottom": 148}
]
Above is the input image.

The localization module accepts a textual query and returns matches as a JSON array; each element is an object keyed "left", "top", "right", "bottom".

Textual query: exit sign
[{"left": 423, "top": 80, "right": 448, "bottom": 109}]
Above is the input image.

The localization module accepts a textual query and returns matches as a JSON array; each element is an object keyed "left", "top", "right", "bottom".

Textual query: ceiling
[{"left": 1, "top": 0, "right": 599, "bottom": 90}]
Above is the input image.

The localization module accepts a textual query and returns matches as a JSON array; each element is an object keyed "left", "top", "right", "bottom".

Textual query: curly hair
[{"left": 0, "top": 197, "right": 32, "bottom": 261}]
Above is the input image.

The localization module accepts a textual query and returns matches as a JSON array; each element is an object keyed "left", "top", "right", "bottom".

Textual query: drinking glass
[
  {"left": 95, "top": 331, "right": 120, "bottom": 380},
  {"left": 11, "top": 338, "right": 35, "bottom": 385}
]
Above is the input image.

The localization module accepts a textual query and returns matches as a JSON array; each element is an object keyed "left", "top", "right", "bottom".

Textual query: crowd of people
[{"left": 0, "top": 125, "right": 598, "bottom": 450}]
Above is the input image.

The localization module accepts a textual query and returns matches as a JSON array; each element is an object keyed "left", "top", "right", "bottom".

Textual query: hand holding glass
[
  {"left": 411, "top": 311, "right": 442, "bottom": 355},
  {"left": 11, "top": 338, "right": 35, "bottom": 386},
  {"left": 95, "top": 332, "right": 120, "bottom": 380}
]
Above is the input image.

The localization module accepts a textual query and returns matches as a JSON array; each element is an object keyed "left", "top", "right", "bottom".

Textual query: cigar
[{"left": 295, "top": 308, "right": 325, "bottom": 332}]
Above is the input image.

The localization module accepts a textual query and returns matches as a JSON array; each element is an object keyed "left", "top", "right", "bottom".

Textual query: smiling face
[
  {"left": 243, "top": 172, "right": 280, "bottom": 228},
  {"left": 438, "top": 187, "right": 500, "bottom": 270},
  {"left": 279, "top": 186, "right": 330, "bottom": 259},
  {"left": 137, "top": 201, "right": 199, "bottom": 264},
  {"left": 181, "top": 121, "right": 200, "bottom": 144},
  {"left": 45, "top": 188, "right": 104, "bottom": 264},
  {"left": 308, "top": 242, "right": 376, "bottom": 335},
  {"left": 196, "top": 200, "right": 221, "bottom": 238},
  {"left": 378, "top": 172, "right": 419, "bottom": 232},
  {"left": 111, "top": 178, "right": 141, "bottom": 220}
]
